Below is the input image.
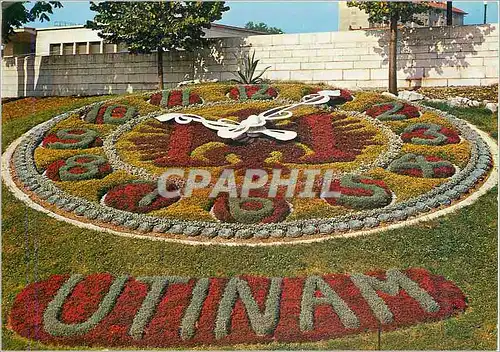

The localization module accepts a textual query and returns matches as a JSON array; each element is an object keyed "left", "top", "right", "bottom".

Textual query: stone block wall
[
  {"left": 2, "top": 23, "right": 498, "bottom": 97},
  {"left": 251, "top": 24, "right": 498, "bottom": 88}
]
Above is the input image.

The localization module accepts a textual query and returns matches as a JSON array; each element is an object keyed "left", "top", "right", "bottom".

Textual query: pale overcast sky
[{"left": 28, "top": 1, "right": 499, "bottom": 33}]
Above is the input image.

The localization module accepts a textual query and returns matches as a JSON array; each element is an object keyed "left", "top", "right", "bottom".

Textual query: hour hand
[
  {"left": 252, "top": 128, "right": 297, "bottom": 141},
  {"left": 217, "top": 125, "right": 249, "bottom": 139}
]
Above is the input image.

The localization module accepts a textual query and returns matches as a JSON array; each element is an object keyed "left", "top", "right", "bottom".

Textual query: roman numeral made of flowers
[{"left": 154, "top": 90, "right": 340, "bottom": 141}]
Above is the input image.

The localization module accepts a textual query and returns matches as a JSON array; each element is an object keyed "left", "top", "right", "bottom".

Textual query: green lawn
[{"left": 1, "top": 99, "right": 497, "bottom": 350}]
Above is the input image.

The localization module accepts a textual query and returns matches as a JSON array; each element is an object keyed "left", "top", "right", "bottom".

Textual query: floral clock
[{"left": 3, "top": 83, "right": 496, "bottom": 244}]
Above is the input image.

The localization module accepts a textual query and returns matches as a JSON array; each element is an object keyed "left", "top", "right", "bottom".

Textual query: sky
[{"left": 29, "top": 1, "right": 499, "bottom": 33}]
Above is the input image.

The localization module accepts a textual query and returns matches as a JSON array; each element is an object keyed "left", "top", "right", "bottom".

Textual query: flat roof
[
  {"left": 34, "top": 23, "right": 265, "bottom": 34},
  {"left": 13, "top": 27, "right": 37, "bottom": 35},
  {"left": 211, "top": 23, "right": 266, "bottom": 35},
  {"left": 36, "top": 25, "right": 87, "bottom": 31}
]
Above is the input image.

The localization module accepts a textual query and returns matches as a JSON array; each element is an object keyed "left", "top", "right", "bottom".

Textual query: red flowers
[
  {"left": 45, "top": 160, "right": 67, "bottom": 181},
  {"left": 8, "top": 268, "right": 467, "bottom": 348},
  {"left": 149, "top": 89, "right": 202, "bottom": 108},
  {"left": 297, "top": 113, "right": 380, "bottom": 163},
  {"left": 103, "top": 182, "right": 180, "bottom": 213},
  {"left": 45, "top": 155, "right": 112, "bottom": 182},
  {"left": 212, "top": 190, "right": 290, "bottom": 223},
  {"left": 309, "top": 88, "right": 353, "bottom": 106},
  {"left": 228, "top": 85, "right": 278, "bottom": 100},
  {"left": 389, "top": 154, "right": 456, "bottom": 178},
  {"left": 83, "top": 103, "right": 138, "bottom": 125},
  {"left": 366, "top": 102, "right": 420, "bottom": 121},
  {"left": 401, "top": 124, "right": 460, "bottom": 145},
  {"left": 42, "top": 129, "right": 103, "bottom": 149}
]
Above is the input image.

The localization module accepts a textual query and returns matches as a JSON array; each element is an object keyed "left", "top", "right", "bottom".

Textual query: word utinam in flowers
[
  {"left": 9, "top": 268, "right": 467, "bottom": 348},
  {"left": 5, "top": 83, "right": 495, "bottom": 243}
]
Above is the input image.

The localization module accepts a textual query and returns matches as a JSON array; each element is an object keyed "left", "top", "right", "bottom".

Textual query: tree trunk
[
  {"left": 388, "top": 15, "right": 398, "bottom": 95},
  {"left": 446, "top": 2, "right": 453, "bottom": 26},
  {"left": 157, "top": 48, "right": 164, "bottom": 90}
]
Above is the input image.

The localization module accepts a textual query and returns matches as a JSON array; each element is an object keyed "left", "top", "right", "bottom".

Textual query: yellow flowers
[
  {"left": 56, "top": 171, "right": 139, "bottom": 202},
  {"left": 2, "top": 96, "right": 107, "bottom": 122},
  {"left": 386, "top": 111, "right": 457, "bottom": 133},
  {"left": 287, "top": 198, "right": 350, "bottom": 221},
  {"left": 367, "top": 168, "right": 445, "bottom": 201},
  {"left": 34, "top": 147, "right": 105, "bottom": 170},
  {"left": 191, "top": 84, "right": 232, "bottom": 102},
  {"left": 402, "top": 141, "right": 471, "bottom": 168},
  {"left": 342, "top": 92, "right": 393, "bottom": 113}
]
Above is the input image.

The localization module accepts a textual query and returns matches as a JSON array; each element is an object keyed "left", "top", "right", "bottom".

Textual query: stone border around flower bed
[{"left": 2, "top": 96, "right": 497, "bottom": 245}]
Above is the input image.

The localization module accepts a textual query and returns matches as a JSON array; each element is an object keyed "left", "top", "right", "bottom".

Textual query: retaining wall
[{"left": 2, "top": 23, "right": 498, "bottom": 97}]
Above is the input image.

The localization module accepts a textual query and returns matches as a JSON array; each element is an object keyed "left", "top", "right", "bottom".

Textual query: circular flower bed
[{"left": 5, "top": 83, "right": 495, "bottom": 243}]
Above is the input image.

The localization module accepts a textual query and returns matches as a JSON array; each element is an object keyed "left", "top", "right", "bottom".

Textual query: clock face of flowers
[{"left": 7, "top": 84, "right": 494, "bottom": 243}]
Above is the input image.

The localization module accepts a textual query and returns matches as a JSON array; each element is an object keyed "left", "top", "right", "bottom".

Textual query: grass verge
[{"left": 1, "top": 96, "right": 497, "bottom": 350}]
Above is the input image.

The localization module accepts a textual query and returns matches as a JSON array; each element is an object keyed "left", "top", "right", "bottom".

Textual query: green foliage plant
[{"left": 231, "top": 51, "right": 271, "bottom": 84}]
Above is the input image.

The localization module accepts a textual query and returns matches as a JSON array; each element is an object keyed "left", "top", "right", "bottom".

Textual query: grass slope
[{"left": 1, "top": 97, "right": 497, "bottom": 350}]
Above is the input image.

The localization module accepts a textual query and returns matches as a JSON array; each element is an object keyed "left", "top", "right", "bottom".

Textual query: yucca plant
[{"left": 231, "top": 51, "right": 271, "bottom": 84}]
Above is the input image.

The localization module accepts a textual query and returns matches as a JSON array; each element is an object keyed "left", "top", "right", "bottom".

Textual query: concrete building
[
  {"left": 2, "top": 24, "right": 264, "bottom": 57},
  {"left": 339, "top": 1, "right": 467, "bottom": 31}
]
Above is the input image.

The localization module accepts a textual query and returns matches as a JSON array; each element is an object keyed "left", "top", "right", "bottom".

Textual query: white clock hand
[
  {"left": 255, "top": 129, "right": 297, "bottom": 141},
  {"left": 154, "top": 89, "right": 339, "bottom": 141},
  {"left": 257, "top": 90, "right": 340, "bottom": 121}
]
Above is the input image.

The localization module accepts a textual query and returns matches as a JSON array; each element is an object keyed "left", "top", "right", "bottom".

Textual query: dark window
[
  {"left": 117, "top": 42, "right": 129, "bottom": 52},
  {"left": 49, "top": 43, "right": 61, "bottom": 55},
  {"left": 63, "top": 43, "right": 74, "bottom": 55},
  {"left": 103, "top": 43, "right": 115, "bottom": 53},
  {"left": 89, "top": 41, "right": 101, "bottom": 54},
  {"left": 76, "top": 42, "right": 87, "bottom": 54}
]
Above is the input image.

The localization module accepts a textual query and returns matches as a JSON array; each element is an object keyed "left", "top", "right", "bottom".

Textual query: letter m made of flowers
[{"left": 350, "top": 269, "right": 440, "bottom": 325}]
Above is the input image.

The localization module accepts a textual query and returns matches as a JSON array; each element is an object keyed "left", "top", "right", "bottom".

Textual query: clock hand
[
  {"left": 154, "top": 90, "right": 341, "bottom": 141},
  {"left": 156, "top": 113, "right": 255, "bottom": 140},
  {"left": 258, "top": 90, "right": 341, "bottom": 121},
  {"left": 217, "top": 115, "right": 268, "bottom": 139},
  {"left": 254, "top": 128, "right": 297, "bottom": 141}
]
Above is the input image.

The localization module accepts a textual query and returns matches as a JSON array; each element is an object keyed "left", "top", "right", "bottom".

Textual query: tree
[
  {"left": 86, "top": 2, "right": 229, "bottom": 89},
  {"left": 446, "top": 2, "right": 453, "bottom": 26},
  {"left": 245, "top": 21, "right": 283, "bottom": 34},
  {"left": 347, "top": 2, "right": 429, "bottom": 94},
  {"left": 2, "top": 1, "right": 62, "bottom": 43}
]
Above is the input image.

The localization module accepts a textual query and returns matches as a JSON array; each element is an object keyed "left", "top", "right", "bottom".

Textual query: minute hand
[{"left": 259, "top": 90, "right": 340, "bottom": 121}]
